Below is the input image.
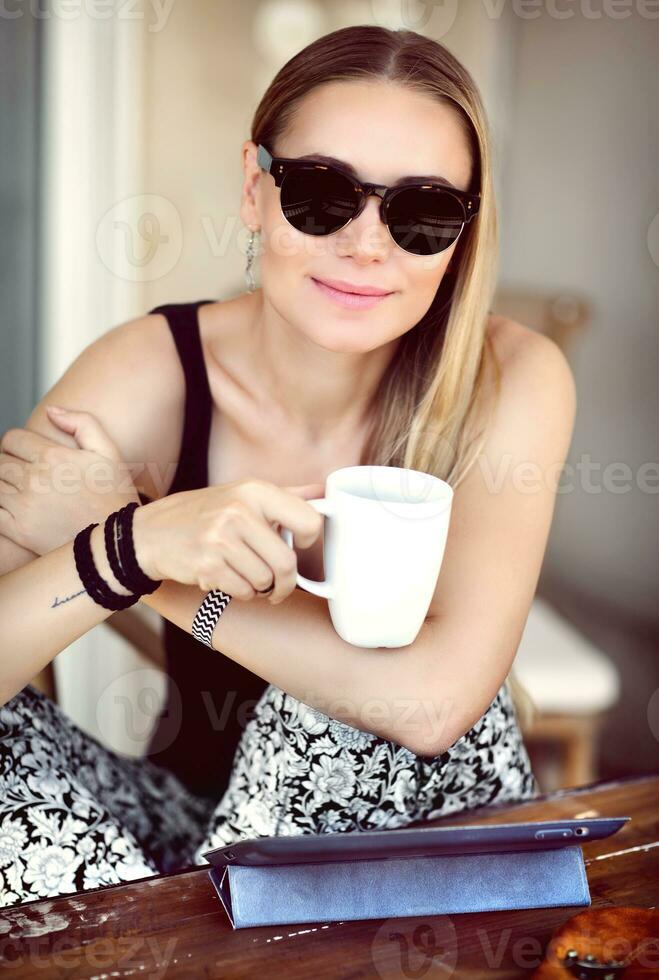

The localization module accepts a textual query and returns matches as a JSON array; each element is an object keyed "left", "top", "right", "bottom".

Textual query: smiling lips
[{"left": 311, "top": 276, "right": 394, "bottom": 310}]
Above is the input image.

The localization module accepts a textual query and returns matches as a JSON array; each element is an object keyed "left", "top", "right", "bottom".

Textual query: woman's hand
[
  {"left": 132, "top": 479, "right": 325, "bottom": 604},
  {"left": 0, "top": 406, "right": 140, "bottom": 556}
]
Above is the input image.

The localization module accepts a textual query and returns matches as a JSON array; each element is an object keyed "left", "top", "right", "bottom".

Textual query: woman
[{"left": 0, "top": 25, "right": 575, "bottom": 907}]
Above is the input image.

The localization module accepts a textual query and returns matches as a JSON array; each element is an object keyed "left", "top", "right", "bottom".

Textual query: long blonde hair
[{"left": 251, "top": 25, "right": 537, "bottom": 733}]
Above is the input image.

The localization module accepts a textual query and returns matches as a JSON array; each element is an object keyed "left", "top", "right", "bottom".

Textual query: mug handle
[{"left": 279, "top": 498, "right": 335, "bottom": 599}]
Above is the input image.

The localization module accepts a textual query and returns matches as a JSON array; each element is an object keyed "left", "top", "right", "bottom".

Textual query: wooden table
[{"left": 0, "top": 773, "right": 657, "bottom": 979}]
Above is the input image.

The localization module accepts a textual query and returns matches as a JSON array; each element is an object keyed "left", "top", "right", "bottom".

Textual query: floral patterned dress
[
  {"left": 192, "top": 678, "right": 540, "bottom": 857},
  {"left": 0, "top": 678, "right": 539, "bottom": 908}
]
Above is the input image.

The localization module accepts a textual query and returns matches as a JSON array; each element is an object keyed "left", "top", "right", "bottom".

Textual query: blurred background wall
[
  {"left": 1, "top": 0, "right": 657, "bottom": 786},
  {"left": 0, "top": 13, "right": 40, "bottom": 445},
  {"left": 502, "top": 11, "right": 659, "bottom": 621}
]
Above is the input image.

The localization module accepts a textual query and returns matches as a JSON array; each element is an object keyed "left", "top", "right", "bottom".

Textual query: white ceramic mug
[{"left": 280, "top": 465, "right": 454, "bottom": 648}]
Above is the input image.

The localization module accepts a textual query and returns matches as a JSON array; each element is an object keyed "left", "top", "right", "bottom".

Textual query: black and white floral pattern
[
  {"left": 0, "top": 678, "right": 539, "bottom": 908},
  {"left": 194, "top": 678, "right": 540, "bottom": 858},
  {"left": 0, "top": 685, "right": 214, "bottom": 908}
]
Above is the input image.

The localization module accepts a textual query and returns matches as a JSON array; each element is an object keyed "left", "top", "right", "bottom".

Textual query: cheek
[
  {"left": 258, "top": 227, "right": 316, "bottom": 322},
  {"left": 260, "top": 199, "right": 330, "bottom": 274},
  {"left": 402, "top": 253, "right": 451, "bottom": 313},
  {"left": 368, "top": 259, "right": 448, "bottom": 340},
  {"left": 411, "top": 248, "right": 452, "bottom": 281}
]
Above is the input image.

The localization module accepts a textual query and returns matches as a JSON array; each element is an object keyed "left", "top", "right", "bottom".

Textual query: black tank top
[{"left": 138, "top": 300, "right": 268, "bottom": 802}]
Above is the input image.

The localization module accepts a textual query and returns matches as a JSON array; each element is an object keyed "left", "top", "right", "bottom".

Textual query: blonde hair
[{"left": 251, "top": 25, "right": 536, "bottom": 734}]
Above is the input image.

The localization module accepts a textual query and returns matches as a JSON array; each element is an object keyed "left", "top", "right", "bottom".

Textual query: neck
[{"left": 247, "top": 289, "right": 399, "bottom": 444}]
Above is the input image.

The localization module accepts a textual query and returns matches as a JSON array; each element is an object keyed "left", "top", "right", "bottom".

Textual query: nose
[{"left": 336, "top": 193, "right": 390, "bottom": 260}]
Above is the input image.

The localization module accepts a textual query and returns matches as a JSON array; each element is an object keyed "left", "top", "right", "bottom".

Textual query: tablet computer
[{"left": 202, "top": 816, "right": 630, "bottom": 868}]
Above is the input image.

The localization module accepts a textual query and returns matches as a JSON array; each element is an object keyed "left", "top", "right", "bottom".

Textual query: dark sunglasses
[{"left": 256, "top": 143, "right": 480, "bottom": 256}]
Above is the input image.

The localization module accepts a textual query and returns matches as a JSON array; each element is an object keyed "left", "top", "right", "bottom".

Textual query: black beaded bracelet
[
  {"left": 73, "top": 522, "right": 141, "bottom": 611},
  {"left": 114, "top": 501, "right": 162, "bottom": 596},
  {"left": 104, "top": 509, "right": 128, "bottom": 588}
]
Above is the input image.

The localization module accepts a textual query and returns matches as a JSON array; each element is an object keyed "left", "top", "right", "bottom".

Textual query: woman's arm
[
  {"left": 142, "top": 579, "right": 448, "bottom": 756},
  {"left": 0, "top": 311, "right": 184, "bottom": 702},
  {"left": 0, "top": 525, "right": 134, "bottom": 706},
  {"left": 1, "top": 314, "right": 574, "bottom": 758},
  {"left": 140, "top": 324, "right": 576, "bottom": 759}
]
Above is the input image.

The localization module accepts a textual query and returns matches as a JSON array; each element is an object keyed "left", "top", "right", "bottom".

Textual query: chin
[{"left": 306, "top": 322, "right": 389, "bottom": 354}]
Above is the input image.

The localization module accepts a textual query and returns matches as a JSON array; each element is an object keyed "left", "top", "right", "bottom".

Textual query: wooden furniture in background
[
  {"left": 493, "top": 283, "right": 592, "bottom": 349},
  {"left": 513, "top": 597, "right": 620, "bottom": 787},
  {"left": 104, "top": 603, "right": 166, "bottom": 670}
]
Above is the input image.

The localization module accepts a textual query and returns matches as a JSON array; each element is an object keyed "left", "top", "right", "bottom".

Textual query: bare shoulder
[
  {"left": 23, "top": 311, "right": 187, "bottom": 500},
  {"left": 486, "top": 313, "right": 576, "bottom": 404},
  {"left": 486, "top": 312, "right": 568, "bottom": 369},
  {"left": 481, "top": 313, "right": 577, "bottom": 459}
]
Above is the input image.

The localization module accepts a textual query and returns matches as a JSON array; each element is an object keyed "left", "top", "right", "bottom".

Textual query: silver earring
[{"left": 245, "top": 228, "right": 259, "bottom": 292}]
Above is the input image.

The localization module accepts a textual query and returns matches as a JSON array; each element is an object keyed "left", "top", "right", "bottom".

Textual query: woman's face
[{"left": 241, "top": 79, "right": 474, "bottom": 353}]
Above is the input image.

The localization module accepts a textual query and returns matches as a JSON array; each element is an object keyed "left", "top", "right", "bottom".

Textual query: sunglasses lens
[
  {"left": 280, "top": 167, "right": 358, "bottom": 236},
  {"left": 386, "top": 187, "right": 465, "bottom": 255}
]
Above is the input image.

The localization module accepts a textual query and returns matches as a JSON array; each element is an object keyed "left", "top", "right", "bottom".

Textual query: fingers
[
  {"left": 285, "top": 482, "right": 326, "bottom": 499},
  {"left": 0, "top": 483, "right": 19, "bottom": 518},
  {"left": 215, "top": 531, "right": 278, "bottom": 601},
  {"left": 44, "top": 407, "right": 121, "bottom": 460},
  {"left": 0, "top": 455, "right": 23, "bottom": 491},
  {"left": 196, "top": 513, "right": 298, "bottom": 604},
  {"left": 0, "top": 428, "right": 51, "bottom": 464},
  {"left": 198, "top": 561, "right": 257, "bottom": 601},
  {"left": 255, "top": 484, "right": 324, "bottom": 550},
  {"left": 0, "top": 505, "right": 19, "bottom": 541},
  {"left": 237, "top": 515, "right": 298, "bottom": 604}
]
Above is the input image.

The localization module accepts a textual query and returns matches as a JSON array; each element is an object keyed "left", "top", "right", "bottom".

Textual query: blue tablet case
[{"left": 207, "top": 844, "right": 591, "bottom": 929}]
